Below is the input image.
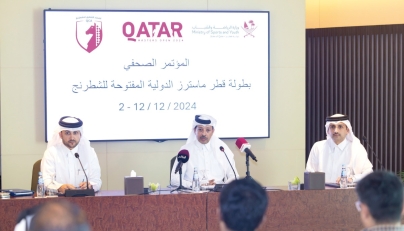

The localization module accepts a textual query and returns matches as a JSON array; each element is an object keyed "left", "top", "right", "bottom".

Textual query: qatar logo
[
  {"left": 242, "top": 20, "right": 256, "bottom": 38},
  {"left": 76, "top": 18, "right": 103, "bottom": 53},
  {"left": 122, "top": 22, "right": 183, "bottom": 42}
]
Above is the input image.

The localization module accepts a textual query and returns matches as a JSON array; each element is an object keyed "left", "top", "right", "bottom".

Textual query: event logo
[
  {"left": 242, "top": 20, "right": 256, "bottom": 38},
  {"left": 122, "top": 22, "right": 183, "bottom": 42},
  {"left": 76, "top": 17, "right": 103, "bottom": 53}
]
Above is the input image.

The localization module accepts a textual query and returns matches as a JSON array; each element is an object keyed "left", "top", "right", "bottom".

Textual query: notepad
[{"left": 1, "top": 189, "right": 34, "bottom": 197}]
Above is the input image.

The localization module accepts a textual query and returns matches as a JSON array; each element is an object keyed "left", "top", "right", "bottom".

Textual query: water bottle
[
  {"left": 340, "top": 164, "right": 347, "bottom": 189},
  {"left": 37, "top": 172, "right": 45, "bottom": 197},
  {"left": 192, "top": 167, "right": 200, "bottom": 192}
]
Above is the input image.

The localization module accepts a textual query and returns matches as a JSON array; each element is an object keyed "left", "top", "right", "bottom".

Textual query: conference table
[{"left": 0, "top": 187, "right": 363, "bottom": 231}]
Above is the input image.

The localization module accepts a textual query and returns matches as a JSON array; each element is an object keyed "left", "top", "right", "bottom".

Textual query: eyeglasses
[{"left": 355, "top": 201, "right": 361, "bottom": 212}]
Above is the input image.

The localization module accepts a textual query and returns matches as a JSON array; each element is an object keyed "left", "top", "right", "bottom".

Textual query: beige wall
[
  {"left": 306, "top": 0, "right": 404, "bottom": 28},
  {"left": 0, "top": 0, "right": 306, "bottom": 190}
]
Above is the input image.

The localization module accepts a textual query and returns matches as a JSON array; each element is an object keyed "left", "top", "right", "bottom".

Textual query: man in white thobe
[
  {"left": 306, "top": 114, "right": 373, "bottom": 183},
  {"left": 170, "top": 114, "right": 239, "bottom": 188},
  {"left": 41, "top": 116, "right": 102, "bottom": 193}
]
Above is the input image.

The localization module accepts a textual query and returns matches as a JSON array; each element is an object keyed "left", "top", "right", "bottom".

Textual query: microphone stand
[
  {"left": 219, "top": 147, "right": 237, "bottom": 181},
  {"left": 65, "top": 153, "right": 95, "bottom": 197},
  {"left": 171, "top": 167, "right": 190, "bottom": 193},
  {"left": 362, "top": 136, "right": 384, "bottom": 170},
  {"left": 245, "top": 154, "right": 252, "bottom": 180}
]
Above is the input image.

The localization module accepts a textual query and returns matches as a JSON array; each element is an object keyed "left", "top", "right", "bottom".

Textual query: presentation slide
[{"left": 44, "top": 10, "right": 270, "bottom": 141}]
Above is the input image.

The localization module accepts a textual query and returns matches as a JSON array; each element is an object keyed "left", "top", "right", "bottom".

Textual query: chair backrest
[
  {"left": 31, "top": 159, "right": 42, "bottom": 191},
  {"left": 169, "top": 156, "right": 176, "bottom": 182}
]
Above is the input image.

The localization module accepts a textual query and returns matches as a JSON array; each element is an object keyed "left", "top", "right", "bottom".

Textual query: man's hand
[
  {"left": 202, "top": 179, "right": 216, "bottom": 186},
  {"left": 335, "top": 177, "right": 353, "bottom": 184},
  {"left": 79, "top": 182, "right": 93, "bottom": 189},
  {"left": 58, "top": 184, "right": 75, "bottom": 194}
]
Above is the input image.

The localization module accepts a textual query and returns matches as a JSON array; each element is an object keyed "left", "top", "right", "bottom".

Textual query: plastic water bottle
[
  {"left": 192, "top": 167, "right": 200, "bottom": 192},
  {"left": 340, "top": 164, "right": 347, "bottom": 189},
  {"left": 37, "top": 172, "right": 45, "bottom": 197}
]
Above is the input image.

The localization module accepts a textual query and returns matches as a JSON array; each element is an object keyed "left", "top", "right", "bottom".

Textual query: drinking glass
[
  {"left": 46, "top": 188, "right": 58, "bottom": 197},
  {"left": 347, "top": 166, "right": 355, "bottom": 183},
  {"left": 288, "top": 181, "right": 300, "bottom": 190},
  {"left": 45, "top": 173, "right": 58, "bottom": 197},
  {"left": 200, "top": 169, "right": 208, "bottom": 185},
  {"left": 148, "top": 183, "right": 160, "bottom": 195}
]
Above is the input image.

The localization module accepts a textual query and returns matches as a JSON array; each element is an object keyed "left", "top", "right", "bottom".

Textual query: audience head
[
  {"left": 355, "top": 171, "right": 404, "bottom": 228},
  {"left": 14, "top": 204, "right": 43, "bottom": 231},
  {"left": 28, "top": 200, "right": 90, "bottom": 231},
  {"left": 219, "top": 178, "right": 268, "bottom": 231}
]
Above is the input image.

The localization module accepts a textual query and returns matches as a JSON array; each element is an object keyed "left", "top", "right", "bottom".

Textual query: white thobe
[
  {"left": 306, "top": 138, "right": 373, "bottom": 183},
  {"left": 41, "top": 143, "right": 102, "bottom": 191},
  {"left": 170, "top": 139, "right": 239, "bottom": 188}
]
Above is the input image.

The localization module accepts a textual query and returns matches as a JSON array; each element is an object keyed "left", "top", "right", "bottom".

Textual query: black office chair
[
  {"left": 31, "top": 159, "right": 42, "bottom": 191},
  {"left": 169, "top": 156, "right": 176, "bottom": 182}
]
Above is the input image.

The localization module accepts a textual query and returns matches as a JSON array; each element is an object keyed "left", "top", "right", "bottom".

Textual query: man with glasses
[
  {"left": 355, "top": 171, "right": 404, "bottom": 231},
  {"left": 306, "top": 114, "right": 373, "bottom": 183}
]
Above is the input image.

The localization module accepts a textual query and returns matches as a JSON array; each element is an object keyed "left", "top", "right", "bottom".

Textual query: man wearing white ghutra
[
  {"left": 306, "top": 114, "right": 373, "bottom": 183},
  {"left": 170, "top": 114, "right": 239, "bottom": 188},
  {"left": 41, "top": 116, "right": 102, "bottom": 194}
]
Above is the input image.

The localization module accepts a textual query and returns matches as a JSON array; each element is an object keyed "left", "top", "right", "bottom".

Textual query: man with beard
[
  {"left": 41, "top": 116, "right": 102, "bottom": 194},
  {"left": 306, "top": 114, "right": 373, "bottom": 183},
  {"left": 170, "top": 114, "right": 239, "bottom": 188}
]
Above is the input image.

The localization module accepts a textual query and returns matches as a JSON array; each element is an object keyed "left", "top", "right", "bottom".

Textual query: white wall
[{"left": 0, "top": 0, "right": 306, "bottom": 190}]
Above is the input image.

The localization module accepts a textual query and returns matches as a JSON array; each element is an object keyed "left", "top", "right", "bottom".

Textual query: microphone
[
  {"left": 65, "top": 153, "right": 95, "bottom": 197},
  {"left": 235, "top": 138, "right": 258, "bottom": 162},
  {"left": 75, "top": 153, "right": 90, "bottom": 189},
  {"left": 219, "top": 146, "right": 237, "bottom": 181},
  {"left": 171, "top": 149, "right": 190, "bottom": 192},
  {"left": 174, "top": 149, "right": 190, "bottom": 174},
  {"left": 362, "top": 136, "right": 384, "bottom": 170}
]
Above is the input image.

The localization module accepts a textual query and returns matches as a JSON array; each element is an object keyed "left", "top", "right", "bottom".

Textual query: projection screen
[{"left": 44, "top": 10, "right": 270, "bottom": 141}]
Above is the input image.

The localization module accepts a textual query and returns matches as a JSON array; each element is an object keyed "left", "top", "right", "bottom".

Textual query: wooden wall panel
[{"left": 306, "top": 25, "right": 404, "bottom": 174}]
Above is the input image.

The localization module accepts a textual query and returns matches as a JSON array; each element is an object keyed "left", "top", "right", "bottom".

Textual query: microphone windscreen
[
  {"left": 235, "top": 138, "right": 247, "bottom": 149},
  {"left": 177, "top": 149, "right": 190, "bottom": 163},
  {"left": 219, "top": 146, "right": 224, "bottom": 152},
  {"left": 74, "top": 153, "right": 79, "bottom": 158}
]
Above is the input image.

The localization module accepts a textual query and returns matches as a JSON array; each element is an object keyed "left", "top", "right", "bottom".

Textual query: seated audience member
[
  {"left": 170, "top": 114, "right": 239, "bottom": 188},
  {"left": 306, "top": 114, "right": 373, "bottom": 183},
  {"left": 28, "top": 200, "right": 90, "bottom": 231},
  {"left": 41, "top": 116, "right": 102, "bottom": 194},
  {"left": 14, "top": 204, "right": 42, "bottom": 231},
  {"left": 219, "top": 178, "right": 268, "bottom": 231},
  {"left": 355, "top": 171, "right": 404, "bottom": 231}
]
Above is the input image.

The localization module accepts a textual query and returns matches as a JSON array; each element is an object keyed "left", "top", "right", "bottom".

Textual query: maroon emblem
[
  {"left": 242, "top": 20, "right": 256, "bottom": 38},
  {"left": 76, "top": 21, "right": 103, "bottom": 53}
]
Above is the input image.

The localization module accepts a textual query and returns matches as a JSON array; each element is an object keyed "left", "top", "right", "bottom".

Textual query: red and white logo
[
  {"left": 242, "top": 20, "right": 256, "bottom": 38},
  {"left": 76, "top": 20, "right": 103, "bottom": 53}
]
